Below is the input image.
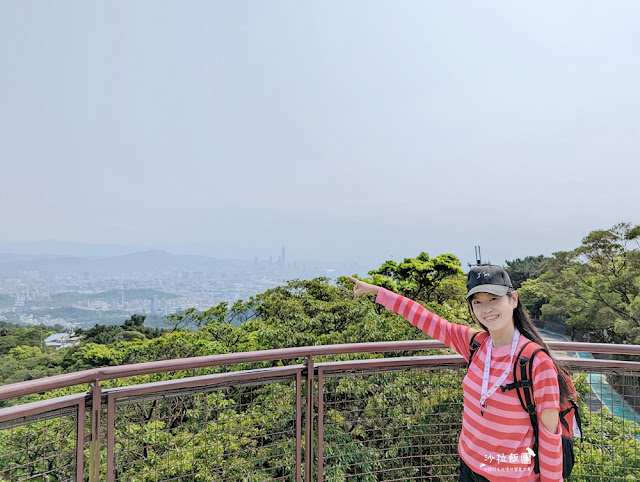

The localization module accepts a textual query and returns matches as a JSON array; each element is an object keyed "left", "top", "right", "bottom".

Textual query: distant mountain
[
  {"left": 0, "top": 253, "right": 57, "bottom": 263},
  {"left": 0, "top": 250, "right": 244, "bottom": 275},
  {"left": 51, "top": 289, "right": 180, "bottom": 304},
  {"left": 89, "top": 250, "right": 241, "bottom": 273},
  {"left": 0, "top": 240, "right": 143, "bottom": 257}
]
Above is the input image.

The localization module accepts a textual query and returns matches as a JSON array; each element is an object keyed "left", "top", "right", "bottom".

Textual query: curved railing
[{"left": 1, "top": 340, "right": 639, "bottom": 481}]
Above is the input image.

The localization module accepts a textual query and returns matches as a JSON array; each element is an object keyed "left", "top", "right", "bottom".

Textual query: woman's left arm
[
  {"left": 539, "top": 409, "right": 559, "bottom": 434},
  {"left": 533, "top": 355, "right": 563, "bottom": 481},
  {"left": 537, "top": 409, "right": 562, "bottom": 481}
]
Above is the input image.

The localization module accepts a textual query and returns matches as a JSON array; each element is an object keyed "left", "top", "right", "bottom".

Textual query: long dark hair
[{"left": 468, "top": 289, "right": 573, "bottom": 402}]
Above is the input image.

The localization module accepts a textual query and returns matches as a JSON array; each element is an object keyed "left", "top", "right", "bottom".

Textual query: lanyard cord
[{"left": 480, "top": 327, "right": 520, "bottom": 414}]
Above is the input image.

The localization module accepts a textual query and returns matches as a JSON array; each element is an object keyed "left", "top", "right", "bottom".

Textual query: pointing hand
[{"left": 348, "top": 277, "right": 381, "bottom": 297}]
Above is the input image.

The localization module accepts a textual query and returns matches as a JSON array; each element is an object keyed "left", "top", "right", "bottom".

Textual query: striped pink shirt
[{"left": 376, "top": 288, "right": 563, "bottom": 481}]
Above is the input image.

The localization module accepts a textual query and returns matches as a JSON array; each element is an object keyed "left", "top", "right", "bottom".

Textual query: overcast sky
[{"left": 1, "top": 1, "right": 638, "bottom": 268}]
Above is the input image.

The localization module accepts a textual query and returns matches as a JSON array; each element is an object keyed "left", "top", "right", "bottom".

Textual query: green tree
[
  {"left": 0, "top": 323, "right": 53, "bottom": 355},
  {"left": 366, "top": 252, "right": 465, "bottom": 304},
  {"left": 76, "top": 314, "right": 168, "bottom": 347},
  {"left": 165, "top": 303, "right": 253, "bottom": 353},
  {"left": 61, "top": 343, "right": 120, "bottom": 371},
  {"left": 242, "top": 278, "right": 370, "bottom": 350},
  {"left": 122, "top": 313, "right": 168, "bottom": 339},
  {"left": 123, "top": 313, "right": 146, "bottom": 329},
  {"left": 77, "top": 324, "right": 122, "bottom": 345},
  {"left": 504, "top": 255, "right": 549, "bottom": 289},
  {"left": 0, "top": 345, "right": 63, "bottom": 385},
  {"left": 536, "top": 223, "right": 640, "bottom": 344},
  {"left": 518, "top": 278, "right": 549, "bottom": 320}
]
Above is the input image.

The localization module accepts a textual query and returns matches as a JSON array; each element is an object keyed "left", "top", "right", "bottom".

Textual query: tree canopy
[
  {"left": 504, "top": 255, "right": 549, "bottom": 290},
  {"left": 526, "top": 223, "right": 640, "bottom": 344}
]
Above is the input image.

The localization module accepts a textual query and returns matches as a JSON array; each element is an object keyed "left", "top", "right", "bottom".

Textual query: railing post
[
  {"left": 317, "top": 367, "right": 324, "bottom": 482},
  {"left": 89, "top": 381, "right": 102, "bottom": 482},
  {"left": 296, "top": 370, "right": 303, "bottom": 482},
  {"left": 106, "top": 393, "right": 116, "bottom": 482},
  {"left": 305, "top": 356, "right": 314, "bottom": 481},
  {"left": 76, "top": 398, "right": 86, "bottom": 482}
]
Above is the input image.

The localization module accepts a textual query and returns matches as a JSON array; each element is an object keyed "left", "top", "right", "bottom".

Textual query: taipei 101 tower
[{"left": 281, "top": 245, "right": 285, "bottom": 268}]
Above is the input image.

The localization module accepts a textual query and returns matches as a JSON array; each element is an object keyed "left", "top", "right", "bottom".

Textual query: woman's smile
[{"left": 470, "top": 291, "right": 519, "bottom": 346}]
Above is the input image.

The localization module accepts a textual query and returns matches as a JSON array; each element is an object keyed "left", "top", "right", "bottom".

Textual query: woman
[{"left": 350, "top": 264, "right": 569, "bottom": 481}]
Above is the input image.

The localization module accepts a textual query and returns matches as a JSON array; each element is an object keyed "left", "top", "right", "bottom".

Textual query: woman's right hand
[{"left": 348, "top": 277, "right": 381, "bottom": 297}]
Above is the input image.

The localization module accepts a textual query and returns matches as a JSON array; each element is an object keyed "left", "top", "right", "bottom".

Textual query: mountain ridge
[{"left": 0, "top": 249, "right": 243, "bottom": 275}]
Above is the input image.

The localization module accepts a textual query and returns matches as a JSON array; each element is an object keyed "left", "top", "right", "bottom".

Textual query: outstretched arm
[{"left": 348, "top": 277, "right": 475, "bottom": 358}]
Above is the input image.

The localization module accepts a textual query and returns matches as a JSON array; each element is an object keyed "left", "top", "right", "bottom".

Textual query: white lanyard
[{"left": 480, "top": 328, "right": 520, "bottom": 413}]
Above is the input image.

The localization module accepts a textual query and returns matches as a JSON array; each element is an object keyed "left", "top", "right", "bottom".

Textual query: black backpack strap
[
  {"left": 467, "top": 331, "right": 488, "bottom": 368},
  {"left": 559, "top": 410, "right": 570, "bottom": 433},
  {"left": 560, "top": 399, "right": 582, "bottom": 437},
  {"left": 501, "top": 341, "right": 544, "bottom": 474}
]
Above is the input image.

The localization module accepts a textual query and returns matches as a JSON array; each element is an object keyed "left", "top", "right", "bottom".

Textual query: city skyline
[
  {"left": 0, "top": 239, "right": 536, "bottom": 275},
  {"left": 0, "top": 241, "right": 373, "bottom": 270},
  {"left": 0, "top": 244, "right": 365, "bottom": 329}
]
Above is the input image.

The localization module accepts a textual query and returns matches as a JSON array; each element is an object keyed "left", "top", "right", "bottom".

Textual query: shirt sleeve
[
  {"left": 532, "top": 352, "right": 563, "bottom": 481},
  {"left": 375, "top": 287, "right": 471, "bottom": 359}
]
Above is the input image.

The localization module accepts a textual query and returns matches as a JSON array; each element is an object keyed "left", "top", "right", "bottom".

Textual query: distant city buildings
[{"left": 0, "top": 248, "right": 371, "bottom": 328}]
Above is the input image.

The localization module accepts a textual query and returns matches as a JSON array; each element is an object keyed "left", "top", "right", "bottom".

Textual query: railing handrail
[{"left": 1, "top": 339, "right": 638, "bottom": 402}]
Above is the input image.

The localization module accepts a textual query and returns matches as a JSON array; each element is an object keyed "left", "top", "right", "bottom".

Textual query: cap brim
[{"left": 466, "top": 284, "right": 510, "bottom": 299}]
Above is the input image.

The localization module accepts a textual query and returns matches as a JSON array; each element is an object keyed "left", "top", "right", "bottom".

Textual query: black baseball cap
[{"left": 466, "top": 264, "right": 513, "bottom": 299}]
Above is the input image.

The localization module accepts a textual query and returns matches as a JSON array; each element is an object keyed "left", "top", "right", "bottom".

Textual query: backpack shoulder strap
[
  {"left": 501, "top": 340, "right": 545, "bottom": 474},
  {"left": 500, "top": 341, "right": 544, "bottom": 398},
  {"left": 560, "top": 399, "right": 582, "bottom": 436},
  {"left": 467, "top": 331, "right": 489, "bottom": 368},
  {"left": 514, "top": 341, "right": 544, "bottom": 412}
]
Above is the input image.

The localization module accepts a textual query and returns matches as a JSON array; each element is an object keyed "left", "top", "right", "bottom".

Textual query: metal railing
[{"left": 1, "top": 340, "right": 639, "bottom": 481}]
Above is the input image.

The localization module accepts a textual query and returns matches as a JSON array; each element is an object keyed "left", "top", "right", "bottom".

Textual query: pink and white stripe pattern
[{"left": 376, "top": 288, "right": 563, "bottom": 481}]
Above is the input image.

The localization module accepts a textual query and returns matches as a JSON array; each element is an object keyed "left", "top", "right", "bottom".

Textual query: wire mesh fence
[
  {"left": 318, "top": 365, "right": 465, "bottom": 481},
  {"left": 108, "top": 373, "right": 301, "bottom": 481},
  {"left": 569, "top": 367, "right": 640, "bottom": 481},
  {"left": 0, "top": 404, "right": 80, "bottom": 481}
]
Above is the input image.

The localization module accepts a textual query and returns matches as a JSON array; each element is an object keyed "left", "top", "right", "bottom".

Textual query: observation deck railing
[{"left": 1, "top": 340, "right": 639, "bottom": 481}]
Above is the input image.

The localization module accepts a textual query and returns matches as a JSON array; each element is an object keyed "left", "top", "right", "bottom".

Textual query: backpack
[{"left": 468, "top": 331, "right": 582, "bottom": 478}]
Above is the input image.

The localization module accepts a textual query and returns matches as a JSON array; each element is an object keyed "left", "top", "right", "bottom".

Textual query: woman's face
[{"left": 470, "top": 291, "right": 518, "bottom": 333}]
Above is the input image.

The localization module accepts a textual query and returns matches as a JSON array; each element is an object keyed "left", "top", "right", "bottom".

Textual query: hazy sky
[{"left": 1, "top": 1, "right": 638, "bottom": 268}]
